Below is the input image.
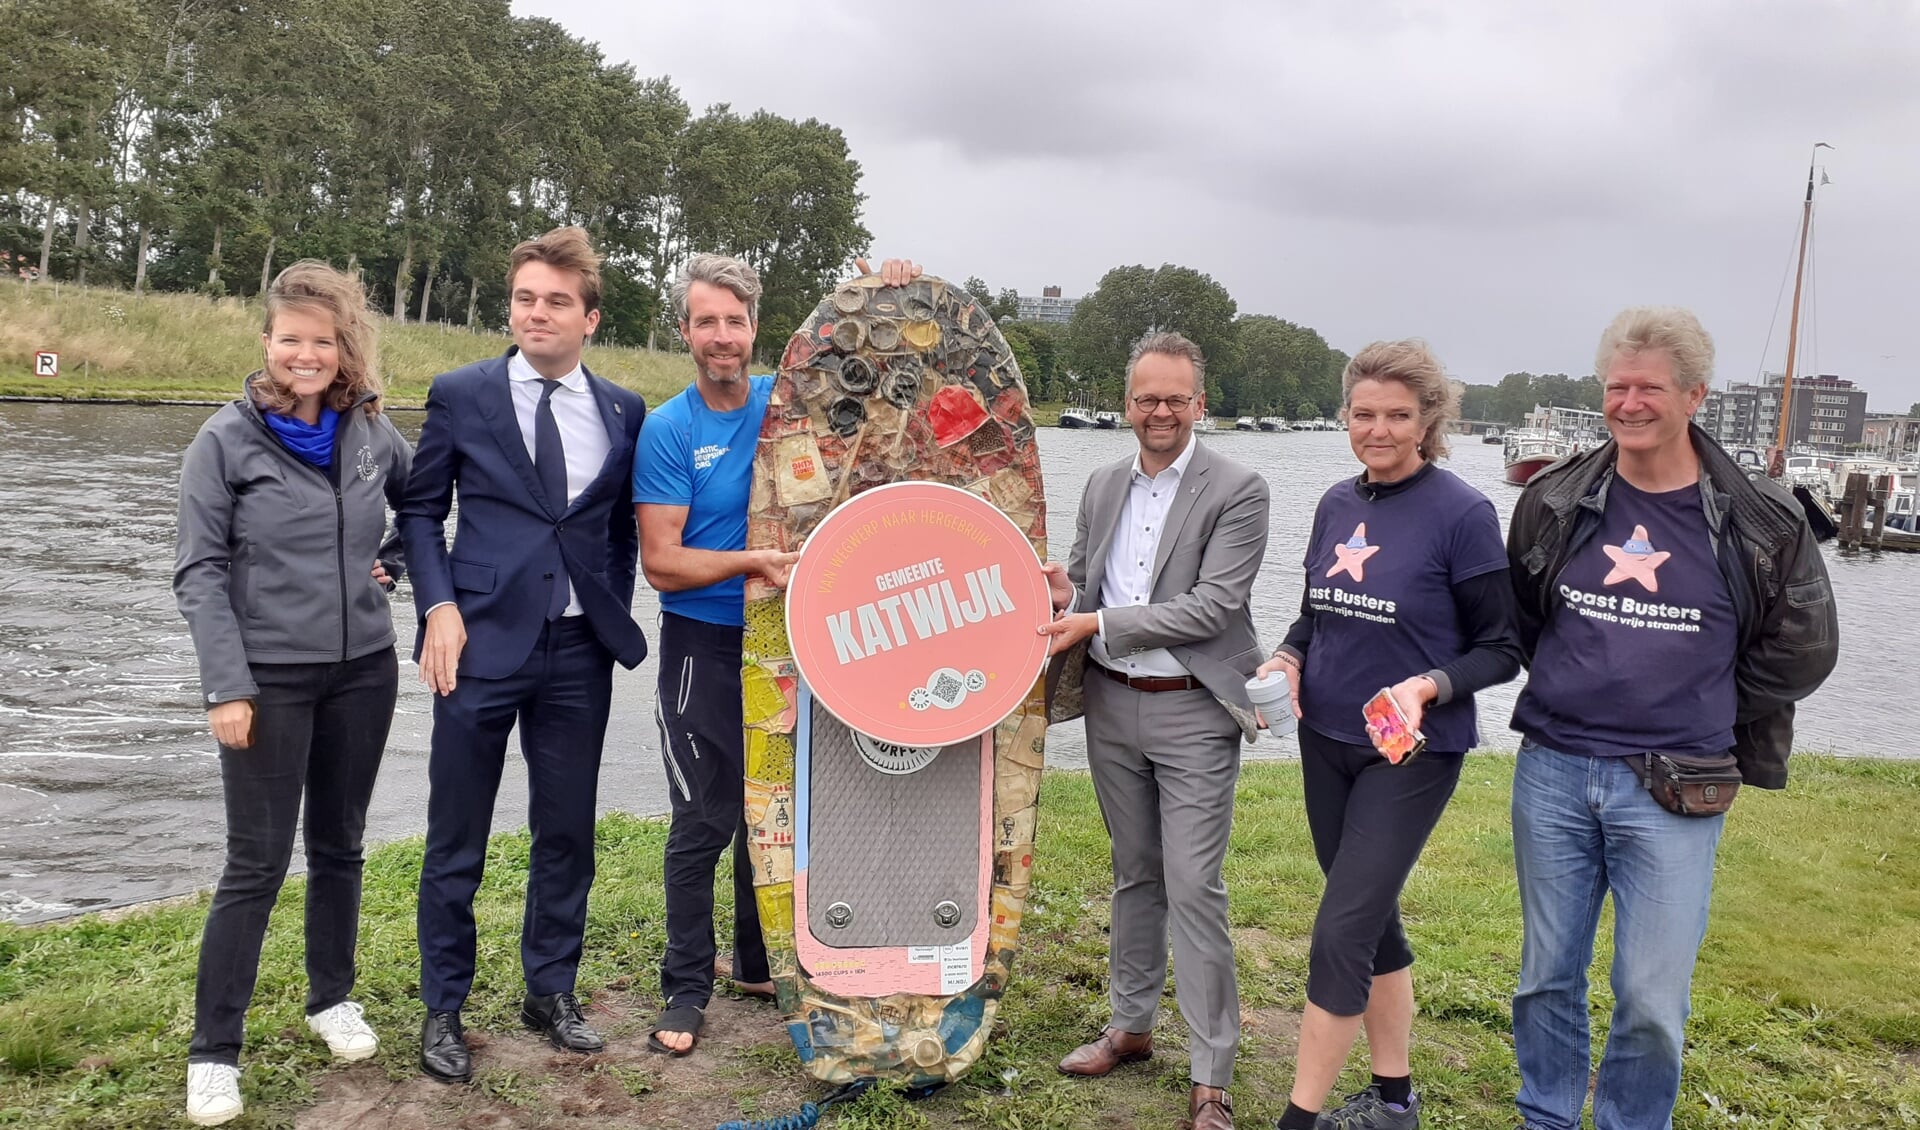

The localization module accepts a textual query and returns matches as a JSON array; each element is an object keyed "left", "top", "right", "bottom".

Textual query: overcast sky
[{"left": 523, "top": 0, "right": 1920, "bottom": 409}]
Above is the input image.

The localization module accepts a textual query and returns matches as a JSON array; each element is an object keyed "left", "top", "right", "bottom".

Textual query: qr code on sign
[{"left": 933, "top": 672, "right": 963, "bottom": 701}]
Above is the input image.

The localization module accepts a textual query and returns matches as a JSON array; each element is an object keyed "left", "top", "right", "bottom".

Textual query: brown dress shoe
[
  {"left": 1187, "top": 1084, "right": 1233, "bottom": 1130},
  {"left": 1057, "top": 1027, "right": 1153, "bottom": 1076}
]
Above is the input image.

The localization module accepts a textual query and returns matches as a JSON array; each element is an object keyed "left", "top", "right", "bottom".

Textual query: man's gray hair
[
  {"left": 1595, "top": 306, "right": 1715, "bottom": 391},
  {"left": 672, "top": 253, "right": 762, "bottom": 324},
  {"left": 1125, "top": 330, "right": 1206, "bottom": 396}
]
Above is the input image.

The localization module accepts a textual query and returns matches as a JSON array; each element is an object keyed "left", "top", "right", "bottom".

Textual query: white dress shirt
[
  {"left": 507, "top": 351, "right": 611, "bottom": 616},
  {"left": 1090, "top": 434, "right": 1198, "bottom": 678}
]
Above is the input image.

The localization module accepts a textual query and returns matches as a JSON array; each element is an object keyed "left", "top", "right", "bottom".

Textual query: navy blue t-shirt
[
  {"left": 1513, "top": 476, "right": 1737, "bottom": 757},
  {"left": 1298, "top": 466, "right": 1509, "bottom": 751},
  {"left": 631, "top": 374, "right": 775, "bottom": 627}
]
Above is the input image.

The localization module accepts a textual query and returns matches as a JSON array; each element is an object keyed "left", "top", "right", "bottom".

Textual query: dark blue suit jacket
[{"left": 399, "top": 350, "right": 648, "bottom": 679}]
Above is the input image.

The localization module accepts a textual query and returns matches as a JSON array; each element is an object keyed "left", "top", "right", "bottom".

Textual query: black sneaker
[{"left": 1314, "top": 1085, "right": 1420, "bottom": 1130}]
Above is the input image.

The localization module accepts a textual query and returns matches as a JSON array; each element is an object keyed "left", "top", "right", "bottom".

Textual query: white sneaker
[
  {"left": 186, "top": 1061, "right": 242, "bottom": 1126},
  {"left": 307, "top": 1000, "right": 379, "bottom": 1061}
]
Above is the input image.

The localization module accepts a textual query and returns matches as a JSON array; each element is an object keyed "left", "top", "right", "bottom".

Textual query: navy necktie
[{"left": 535, "top": 379, "right": 569, "bottom": 620}]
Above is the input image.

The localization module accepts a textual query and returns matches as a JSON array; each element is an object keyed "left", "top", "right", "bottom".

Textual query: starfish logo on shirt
[
  {"left": 1326, "top": 522, "right": 1381, "bottom": 583},
  {"left": 1601, "top": 525, "right": 1671, "bottom": 592}
]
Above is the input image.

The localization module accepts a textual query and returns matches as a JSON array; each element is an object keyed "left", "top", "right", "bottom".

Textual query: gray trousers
[{"left": 1082, "top": 671, "right": 1243, "bottom": 1088}]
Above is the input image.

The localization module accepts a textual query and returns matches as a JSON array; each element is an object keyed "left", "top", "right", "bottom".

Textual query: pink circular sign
[{"left": 786, "top": 481, "right": 1051, "bottom": 746}]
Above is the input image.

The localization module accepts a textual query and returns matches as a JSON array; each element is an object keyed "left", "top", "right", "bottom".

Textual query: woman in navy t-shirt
[{"left": 1256, "top": 340, "right": 1523, "bottom": 1130}]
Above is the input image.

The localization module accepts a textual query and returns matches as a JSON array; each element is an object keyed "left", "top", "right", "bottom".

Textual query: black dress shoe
[
  {"left": 521, "top": 991, "right": 604, "bottom": 1054},
  {"left": 419, "top": 1009, "right": 471, "bottom": 1083}
]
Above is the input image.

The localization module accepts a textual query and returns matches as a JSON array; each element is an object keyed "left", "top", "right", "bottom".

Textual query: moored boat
[
  {"left": 1057, "top": 406, "right": 1096, "bottom": 429},
  {"left": 1824, "top": 459, "right": 1919, "bottom": 533},
  {"left": 1258, "top": 416, "right": 1285, "bottom": 432},
  {"left": 1503, "top": 429, "right": 1573, "bottom": 485},
  {"left": 1234, "top": 416, "right": 1258, "bottom": 431},
  {"left": 1093, "top": 411, "right": 1120, "bottom": 429}
]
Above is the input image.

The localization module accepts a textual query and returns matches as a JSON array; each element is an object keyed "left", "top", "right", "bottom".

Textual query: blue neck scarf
[{"left": 264, "top": 405, "right": 340, "bottom": 468}]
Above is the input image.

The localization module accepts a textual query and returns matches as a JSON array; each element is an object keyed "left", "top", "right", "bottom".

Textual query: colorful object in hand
[{"left": 1362, "top": 686, "right": 1426, "bottom": 765}]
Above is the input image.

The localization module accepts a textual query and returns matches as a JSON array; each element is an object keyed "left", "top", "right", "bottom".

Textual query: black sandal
[{"left": 646, "top": 1003, "right": 705, "bottom": 1057}]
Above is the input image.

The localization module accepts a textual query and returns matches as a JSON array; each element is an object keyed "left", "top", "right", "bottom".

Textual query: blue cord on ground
[
  {"left": 715, "top": 1079, "right": 875, "bottom": 1130},
  {"left": 714, "top": 1102, "right": 821, "bottom": 1130}
]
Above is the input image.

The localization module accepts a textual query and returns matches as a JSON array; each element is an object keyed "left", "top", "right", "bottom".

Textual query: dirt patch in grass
[
  {"left": 292, "top": 994, "right": 1299, "bottom": 1129},
  {"left": 1239, "top": 1005, "right": 1303, "bottom": 1050},
  {"left": 297, "top": 993, "right": 815, "bottom": 1130},
  {"left": 1231, "top": 926, "right": 1310, "bottom": 977}
]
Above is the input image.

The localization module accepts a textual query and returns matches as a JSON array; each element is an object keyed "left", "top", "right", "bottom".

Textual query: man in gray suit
[{"left": 1041, "top": 331, "right": 1270, "bottom": 1130}]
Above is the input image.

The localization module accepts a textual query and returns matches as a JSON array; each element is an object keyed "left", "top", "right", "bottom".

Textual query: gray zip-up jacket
[{"left": 174, "top": 375, "right": 412, "bottom": 707}]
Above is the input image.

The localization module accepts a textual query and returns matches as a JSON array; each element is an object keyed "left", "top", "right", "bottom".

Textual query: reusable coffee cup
[{"left": 1245, "top": 672, "right": 1297, "bottom": 737}]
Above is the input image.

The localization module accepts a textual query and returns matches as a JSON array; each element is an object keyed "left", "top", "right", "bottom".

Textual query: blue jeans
[{"left": 1511, "top": 739, "right": 1726, "bottom": 1130}]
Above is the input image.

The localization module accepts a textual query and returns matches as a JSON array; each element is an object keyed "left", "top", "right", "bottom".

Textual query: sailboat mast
[{"left": 1776, "top": 145, "right": 1825, "bottom": 453}]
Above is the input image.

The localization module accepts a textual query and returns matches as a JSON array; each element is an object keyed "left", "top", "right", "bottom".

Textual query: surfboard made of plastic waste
[{"left": 740, "top": 273, "right": 1049, "bottom": 1086}]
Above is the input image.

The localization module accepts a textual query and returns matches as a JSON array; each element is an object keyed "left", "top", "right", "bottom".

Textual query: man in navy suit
[{"left": 398, "top": 226, "right": 648, "bottom": 1082}]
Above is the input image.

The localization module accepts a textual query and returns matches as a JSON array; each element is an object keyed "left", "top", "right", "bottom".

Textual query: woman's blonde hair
[
  {"left": 258, "top": 260, "right": 383, "bottom": 416},
  {"left": 1341, "top": 339, "right": 1459, "bottom": 460}
]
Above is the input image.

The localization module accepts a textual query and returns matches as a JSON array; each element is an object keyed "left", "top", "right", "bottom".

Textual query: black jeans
[
  {"left": 1298, "top": 724, "right": 1463, "bottom": 1017},
  {"left": 189, "top": 648, "right": 396, "bottom": 1065},
  {"left": 656, "top": 612, "right": 768, "bottom": 1010}
]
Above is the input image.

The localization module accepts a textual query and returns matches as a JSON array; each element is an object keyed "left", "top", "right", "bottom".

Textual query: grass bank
[
  {"left": 0, "top": 281, "right": 693, "bottom": 407},
  {"left": 2, "top": 756, "right": 1916, "bottom": 1129},
  {"left": 0, "top": 283, "right": 1082, "bottom": 424}
]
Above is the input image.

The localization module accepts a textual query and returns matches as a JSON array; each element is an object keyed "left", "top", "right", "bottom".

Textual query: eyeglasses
[{"left": 1130, "top": 395, "right": 1194, "bottom": 413}]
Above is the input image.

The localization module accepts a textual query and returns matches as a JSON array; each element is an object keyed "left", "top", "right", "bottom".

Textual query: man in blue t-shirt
[
  {"left": 1505, "top": 306, "right": 1836, "bottom": 1130},
  {"left": 632, "top": 251, "right": 919, "bottom": 1057}
]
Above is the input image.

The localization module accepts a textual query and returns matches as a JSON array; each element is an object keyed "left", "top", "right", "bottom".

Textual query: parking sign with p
[{"left": 34, "top": 351, "right": 58, "bottom": 378}]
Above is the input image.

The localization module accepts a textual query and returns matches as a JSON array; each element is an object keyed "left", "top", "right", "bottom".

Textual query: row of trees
[
  {"left": 1, "top": 0, "right": 871, "bottom": 350},
  {"left": 973, "top": 259, "right": 1624, "bottom": 424},
  {"left": 1029, "top": 266, "right": 1626, "bottom": 423},
  {"left": 1461, "top": 371, "right": 1604, "bottom": 425},
  {"left": 964, "top": 263, "right": 1350, "bottom": 418},
  {"left": 6, "top": 0, "right": 1653, "bottom": 418}
]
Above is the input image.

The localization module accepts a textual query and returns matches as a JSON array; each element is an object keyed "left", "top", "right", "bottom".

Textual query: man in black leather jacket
[
  {"left": 1508, "top": 426, "right": 1838, "bottom": 789},
  {"left": 1502, "top": 306, "right": 1837, "bottom": 1130}
]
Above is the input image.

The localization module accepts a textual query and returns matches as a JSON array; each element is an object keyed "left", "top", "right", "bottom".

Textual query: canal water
[{"left": 1, "top": 402, "right": 1910, "bottom": 922}]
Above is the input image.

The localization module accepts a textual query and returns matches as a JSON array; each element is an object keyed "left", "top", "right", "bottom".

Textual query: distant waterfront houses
[{"left": 1861, "top": 415, "right": 1920, "bottom": 459}]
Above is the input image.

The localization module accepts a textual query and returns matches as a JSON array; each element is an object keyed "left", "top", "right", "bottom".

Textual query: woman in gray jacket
[{"left": 173, "top": 261, "right": 411, "bottom": 1126}]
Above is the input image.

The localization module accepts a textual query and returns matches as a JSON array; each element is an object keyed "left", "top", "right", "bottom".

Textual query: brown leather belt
[{"left": 1093, "top": 663, "right": 1201, "bottom": 693}]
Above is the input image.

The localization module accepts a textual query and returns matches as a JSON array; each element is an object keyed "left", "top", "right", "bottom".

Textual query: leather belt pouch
[{"left": 1635, "top": 751, "right": 1741, "bottom": 817}]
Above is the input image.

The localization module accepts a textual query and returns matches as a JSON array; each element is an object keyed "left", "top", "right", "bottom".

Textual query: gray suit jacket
[{"left": 1045, "top": 441, "right": 1271, "bottom": 742}]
